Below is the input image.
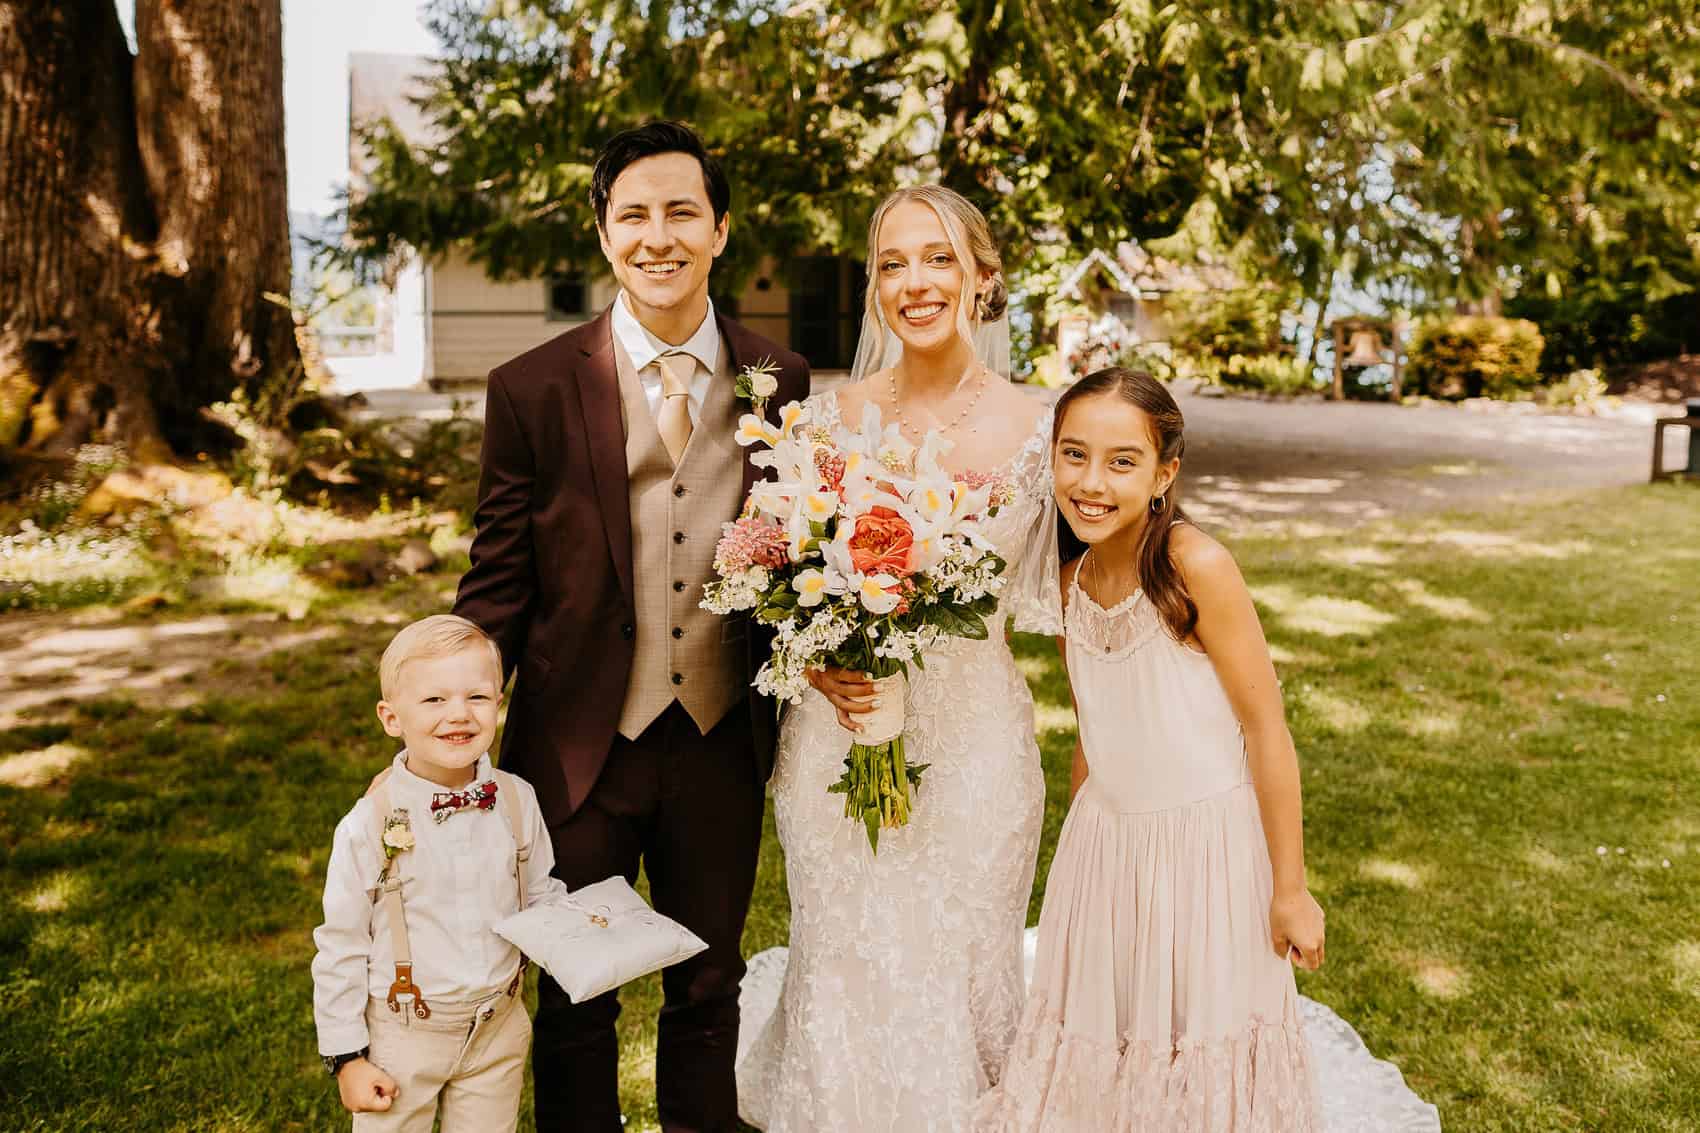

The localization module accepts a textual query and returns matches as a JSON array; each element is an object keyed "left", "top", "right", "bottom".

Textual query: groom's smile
[{"left": 598, "top": 151, "right": 729, "bottom": 344}]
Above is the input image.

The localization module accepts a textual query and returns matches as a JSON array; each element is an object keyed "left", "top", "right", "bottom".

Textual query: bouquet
[{"left": 702, "top": 399, "right": 1013, "bottom": 850}]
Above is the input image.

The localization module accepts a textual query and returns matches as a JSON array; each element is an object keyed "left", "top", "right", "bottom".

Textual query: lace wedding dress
[{"left": 735, "top": 391, "right": 1062, "bottom": 1132}]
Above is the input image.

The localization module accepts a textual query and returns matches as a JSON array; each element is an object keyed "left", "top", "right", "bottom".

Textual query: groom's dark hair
[{"left": 590, "top": 121, "right": 731, "bottom": 230}]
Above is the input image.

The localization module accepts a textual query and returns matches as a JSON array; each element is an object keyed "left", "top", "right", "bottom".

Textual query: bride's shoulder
[
  {"left": 985, "top": 379, "right": 1051, "bottom": 433},
  {"left": 819, "top": 377, "right": 887, "bottom": 419}
]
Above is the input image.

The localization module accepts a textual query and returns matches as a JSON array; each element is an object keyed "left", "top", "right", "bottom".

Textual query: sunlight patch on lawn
[
  {"left": 1319, "top": 545, "right": 1399, "bottom": 567},
  {"left": 1253, "top": 584, "right": 1397, "bottom": 637},
  {"left": 1411, "top": 959, "right": 1467, "bottom": 1000},
  {"left": 1404, "top": 711, "right": 1461, "bottom": 738},
  {"left": 207, "top": 552, "right": 321, "bottom": 617},
  {"left": 1300, "top": 688, "right": 1371, "bottom": 731},
  {"left": 1359, "top": 859, "right": 1426, "bottom": 889},
  {"left": 1392, "top": 579, "right": 1490, "bottom": 622},
  {"left": 1591, "top": 1038, "right": 1655, "bottom": 1090},
  {"left": 22, "top": 870, "right": 84, "bottom": 914},
  {"left": 1399, "top": 528, "right": 1593, "bottom": 561},
  {"left": 1033, "top": 702, "right": 1077, "bottom": 735},
  {"left": 1015, "top": 655, "right": 1053, "bottom": 683},
  {"left": 1523, "top": 845, "right": 1570, "bottom": 873},
  {"left": 0, "top": 742, "right": 87, "bottom": 788},
  {"left": 1671, "top": 941, "right": 1700, "bottom": 998}
]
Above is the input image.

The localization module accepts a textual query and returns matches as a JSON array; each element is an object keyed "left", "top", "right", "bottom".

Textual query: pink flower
[
  {"left": 814, "top": 449, "right": 847, "bottom": 495},
  {"left": 847, "top": 506, "right": 916, "bottom": 577},
  {"left": 714, "top": 515, "right": 791, "bottom": 572}
]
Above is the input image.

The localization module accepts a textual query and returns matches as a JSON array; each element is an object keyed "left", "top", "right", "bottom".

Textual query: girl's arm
[
  {"left": 1058, "top": 557, "right": 1088, "bottom": 802},
  {"left": 1176, "top": 528, "right": 1325, "bottom": 970}
]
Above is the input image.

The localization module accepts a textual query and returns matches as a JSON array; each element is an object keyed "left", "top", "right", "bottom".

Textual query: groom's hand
[{"left": 806, "top": 666, "right": 880, "bottom": 733}]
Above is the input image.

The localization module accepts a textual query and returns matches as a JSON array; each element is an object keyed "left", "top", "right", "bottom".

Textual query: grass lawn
[{"left": 2, "top": 483, "right": 1697, "bottom": 1131}]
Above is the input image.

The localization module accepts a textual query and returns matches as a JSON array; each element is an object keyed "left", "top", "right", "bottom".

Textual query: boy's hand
[
  {"left": 337, "top": 1057, "right": 398, "bottom": 1113},
  {"left": 1270, "top": 888, "right": 1326, "bottom": 971}
]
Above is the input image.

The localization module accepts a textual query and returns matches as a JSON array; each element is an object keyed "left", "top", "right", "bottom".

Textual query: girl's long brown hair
[{"left": 1053, "top": 367, "right": 1197, "bottom": 643}]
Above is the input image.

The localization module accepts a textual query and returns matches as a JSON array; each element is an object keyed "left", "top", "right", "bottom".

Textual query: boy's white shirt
[{"left": 311, "top": 750, "right": 569, "bottom": 1056}]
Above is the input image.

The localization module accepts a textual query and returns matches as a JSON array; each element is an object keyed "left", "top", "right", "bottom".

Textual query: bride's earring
[{"left": 1150, "top": 493, "right": 1167, "bottom": 514}]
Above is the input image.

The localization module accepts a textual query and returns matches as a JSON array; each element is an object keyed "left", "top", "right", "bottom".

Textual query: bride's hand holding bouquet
[{"left": 702, "top": 398, "right": 1012, "bottom": 850}]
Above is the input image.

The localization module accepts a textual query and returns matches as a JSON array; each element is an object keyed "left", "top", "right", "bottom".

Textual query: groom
[{"left": 452, "top": 121, "right": 809, "bottom": 1131}]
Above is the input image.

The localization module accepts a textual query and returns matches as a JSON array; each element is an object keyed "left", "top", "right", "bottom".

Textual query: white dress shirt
[
  {"left": 311, "top": 751, "right": 569, "bottom": 1056},
  {"left": 610, "top": 290, "right": 721, "bottom": 426}
]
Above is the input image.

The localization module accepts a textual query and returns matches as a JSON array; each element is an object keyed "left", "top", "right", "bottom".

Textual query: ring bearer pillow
[{"left": 493, "top": 877, "right": 708, "bottom": 1003}]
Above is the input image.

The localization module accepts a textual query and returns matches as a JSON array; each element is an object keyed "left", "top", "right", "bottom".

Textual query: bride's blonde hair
[{"left": 860, "top": 185, "right": 1007, "bottom": 355}]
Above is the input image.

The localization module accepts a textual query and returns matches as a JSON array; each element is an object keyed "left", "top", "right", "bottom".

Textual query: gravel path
[
  {"left": 1161, "top": 387, "right": 1658, "bottom": 534},
  {"left": 348, "top": 381, "right": 1668, "bottom": 532}
]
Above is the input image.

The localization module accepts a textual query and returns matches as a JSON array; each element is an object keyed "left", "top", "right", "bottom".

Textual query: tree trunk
[
  {"left": 0, "top": 1, "right": 170, "bottom": 458},
  {"left": 134, "top": 0, "right": 301, "bottom": 426},
  {"left": 0, "top": 0, "right": 300, "bottom": 460}
]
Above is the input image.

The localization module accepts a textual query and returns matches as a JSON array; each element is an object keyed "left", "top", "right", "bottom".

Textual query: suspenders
[{"left": 365, "top": 768, "right": 531, "bottom": 1020}]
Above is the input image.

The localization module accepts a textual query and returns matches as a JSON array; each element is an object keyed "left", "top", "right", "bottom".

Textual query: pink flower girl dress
[{"left": 977, "top": 560, "right": 1318, "bottom": 1131}]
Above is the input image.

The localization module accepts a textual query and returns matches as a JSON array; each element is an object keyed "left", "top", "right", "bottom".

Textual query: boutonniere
[
  {"left": 380, "top": 808, "right": 414, "bottom": 878},
  {"left": 735, "top": 357, "right": 782, "bottom": 416}
]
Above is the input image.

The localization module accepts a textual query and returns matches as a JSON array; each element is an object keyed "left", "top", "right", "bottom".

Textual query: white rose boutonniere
[
  {"left": 380, "top": 808, "right": 414, "bottom": 877},
  {"left": 735, "top": 358, "right": 782, "bottom": 416}
]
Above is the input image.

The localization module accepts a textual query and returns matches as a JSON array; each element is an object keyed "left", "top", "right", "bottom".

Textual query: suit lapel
[{"left": 576, "top": 307, "right": 634, "bottom": 603}]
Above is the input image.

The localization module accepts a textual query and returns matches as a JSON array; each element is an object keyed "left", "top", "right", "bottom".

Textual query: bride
[{"left": 735, "top": 185, "right": 1061, "bottom": 1131}]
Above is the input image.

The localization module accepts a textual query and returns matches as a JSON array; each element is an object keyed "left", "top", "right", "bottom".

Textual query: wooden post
[
  {"left": 1390, "top": 320, "right": 1403, "bottom": 400},
  {"left": 1332, "top": 321, "right": 1345, "bottom": 401}
]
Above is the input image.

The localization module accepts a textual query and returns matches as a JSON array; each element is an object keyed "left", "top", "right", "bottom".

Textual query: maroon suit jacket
[{"left": 453, "top": 306, "right": 811, "bottom": 826}]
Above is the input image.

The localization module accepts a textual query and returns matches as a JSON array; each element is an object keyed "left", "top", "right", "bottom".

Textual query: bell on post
[{"left": 1343, "top": 327, "right": 1385, "bottom": 369}]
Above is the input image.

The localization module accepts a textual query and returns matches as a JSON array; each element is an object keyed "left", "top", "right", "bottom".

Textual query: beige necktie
[{"left": 654, "top": 353, "right": 695, "bottom": 465}]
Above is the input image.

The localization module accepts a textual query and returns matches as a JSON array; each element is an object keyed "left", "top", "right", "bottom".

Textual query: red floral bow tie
[{"left": 430, "top": 779, "right": 498, "bottom": 824}]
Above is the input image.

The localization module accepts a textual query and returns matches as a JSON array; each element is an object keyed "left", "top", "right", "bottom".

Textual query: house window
[
  {"left": 546, "top": 274, "right": 593, "bottom": 321},
  {"left": 1108, "top": 293, "right": 1139, "bottom": 324}
]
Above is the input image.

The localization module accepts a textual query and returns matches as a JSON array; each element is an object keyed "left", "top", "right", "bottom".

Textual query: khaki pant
[{"left": 354, "top": 986, "right": 530, "bottom": 1133}]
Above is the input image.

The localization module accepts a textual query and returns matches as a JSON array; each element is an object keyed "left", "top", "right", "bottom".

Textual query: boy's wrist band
[{"left": 323, "top": 1047, "right": 369, "bottom": 1078}]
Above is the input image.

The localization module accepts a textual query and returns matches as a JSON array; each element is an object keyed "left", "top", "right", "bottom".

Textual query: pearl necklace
[{"left": 887, "top": 365, "right": 987, "bottom": 438}]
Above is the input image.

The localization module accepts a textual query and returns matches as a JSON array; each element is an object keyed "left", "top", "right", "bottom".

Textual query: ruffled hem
[{"left": 976, "top": 993, "right": 1320, "bottom": 1133}]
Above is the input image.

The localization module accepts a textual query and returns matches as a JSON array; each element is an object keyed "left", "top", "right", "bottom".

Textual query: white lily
[
  {"left": 856, "top": 572, "right": 904, "bottom": 614},
  {"left": 792, "top": 567, "right": 831, "bottom": 607},
  {"left": 799, "top": 490, "right": 839, "bottom": 524},
  {"left": 736, "top": 413, "right": 781, "bottom": 448}
]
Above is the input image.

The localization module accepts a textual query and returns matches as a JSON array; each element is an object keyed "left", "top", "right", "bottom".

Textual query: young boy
[{"left": 312, "top": 614, "right": 565, "bottom": 1131}]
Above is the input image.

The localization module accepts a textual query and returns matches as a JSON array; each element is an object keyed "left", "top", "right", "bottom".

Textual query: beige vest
[{"left": 614, "top": 336, "right": 748, "bottom": 739}]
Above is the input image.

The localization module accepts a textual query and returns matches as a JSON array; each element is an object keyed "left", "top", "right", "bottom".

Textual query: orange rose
[{"left": 847, "top": 506, "right": 917, "bottom": 577}]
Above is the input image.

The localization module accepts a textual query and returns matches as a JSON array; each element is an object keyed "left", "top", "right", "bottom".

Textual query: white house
[
  {"left": 1052, "top": 241, "right": 1240, "bottom": 365},
  {"left": 338, "top": 53, "right": 863, "bottom": 387}
]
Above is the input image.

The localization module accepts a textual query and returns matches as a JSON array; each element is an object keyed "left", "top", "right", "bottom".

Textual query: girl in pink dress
[{"left": 978, "top": 367, "right": 1326, "bottom": 1131}]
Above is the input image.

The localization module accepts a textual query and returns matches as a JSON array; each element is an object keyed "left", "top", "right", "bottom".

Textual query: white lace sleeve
[{"left": 1004, "top": 408, "right": 1063, "bottom": 637}]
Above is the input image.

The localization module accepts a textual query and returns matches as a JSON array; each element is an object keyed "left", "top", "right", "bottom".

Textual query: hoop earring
[{"left": 1150, "top": 494, "right": 1167, "bottom": 514}]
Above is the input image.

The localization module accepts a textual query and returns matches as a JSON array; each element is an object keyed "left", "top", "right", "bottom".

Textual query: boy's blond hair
[{"left": 379, "top": 614, "right": 503, "bottom": 700}]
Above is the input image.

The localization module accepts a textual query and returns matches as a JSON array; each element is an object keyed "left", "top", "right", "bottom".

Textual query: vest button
[
  {"left": 672, "top": 531, "right": 686, "bottom": 544},
  {"left": 671, "top": 672, "right": 684, "bottom": 686},
  {"left": 671, "top": 627, "right": 683, "bottom": 639},
  {"left": 620, "top": 623, "right": 635, "bottom": 640},
  {"left": 672, "top": 580, "right": 685, "bottom": 593},
  {"left": 673, "top": 484, "right": 686, "bottom": 498}
]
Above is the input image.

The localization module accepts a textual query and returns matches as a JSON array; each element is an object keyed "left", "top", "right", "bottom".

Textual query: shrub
[
  {"left": 1407, "top": 317, "right": 1545, "bottom": 400},
  {"left": 1216, "top": 353, "right": 1320, "bottom": 396},
  {"left": 1541, "top": 368, "right": 1612, "bottom": 413}
]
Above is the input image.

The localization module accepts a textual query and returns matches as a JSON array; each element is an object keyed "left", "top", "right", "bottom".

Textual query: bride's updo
[{"left": 860, "top": 185, "right": 1007, "bottom": 349}]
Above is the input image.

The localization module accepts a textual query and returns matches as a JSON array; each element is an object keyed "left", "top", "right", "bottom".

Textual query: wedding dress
[{"left": 734, "top": 389, "right": 1061, "bottom": 1132}]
